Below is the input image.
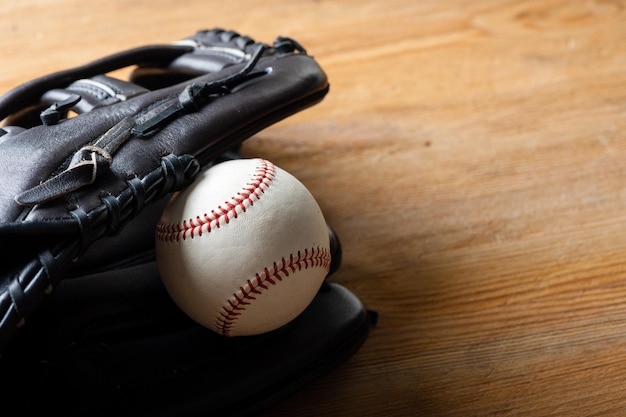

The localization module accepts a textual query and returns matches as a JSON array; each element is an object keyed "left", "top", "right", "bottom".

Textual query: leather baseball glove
[{"left": 0, "top": 29, "right": 374, "bottom": 415}]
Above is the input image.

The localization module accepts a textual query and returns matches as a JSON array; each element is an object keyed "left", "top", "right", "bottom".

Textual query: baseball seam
[
  {"left": 215, "top": 246, "right": 331, "bottom": 336},
  {"left": 155, "top": 159, "right": 275, "bottom": 242}
]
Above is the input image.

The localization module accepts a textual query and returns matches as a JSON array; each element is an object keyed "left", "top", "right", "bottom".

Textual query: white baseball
[{"left": 155, "top": 158, "right": 331, "bottom": 336}]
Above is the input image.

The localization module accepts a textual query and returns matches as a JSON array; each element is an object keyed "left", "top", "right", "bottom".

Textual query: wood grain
[{"left": 2, "top": 0, "right": 626, "bottom": 416}]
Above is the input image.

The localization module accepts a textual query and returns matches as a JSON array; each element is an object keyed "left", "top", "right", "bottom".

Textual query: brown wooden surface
[{"left": 3, "top": 1, "right": 626, "bottom": 416}]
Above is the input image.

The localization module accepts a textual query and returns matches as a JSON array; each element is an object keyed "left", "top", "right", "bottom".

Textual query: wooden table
[{"left": 2, "top": 1, "right": 626, "bottom": 416}]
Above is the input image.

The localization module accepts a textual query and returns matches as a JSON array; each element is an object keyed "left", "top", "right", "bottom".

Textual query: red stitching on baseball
[
  {"left": 155, "top": 159, "right": 275, "bottom": 242},
  {"left": 215, "top": 246, "right": 331, "bottom": 336}
]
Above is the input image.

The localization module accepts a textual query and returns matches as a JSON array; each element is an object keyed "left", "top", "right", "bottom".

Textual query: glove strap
[
  {"left": 40, "top": 75, "right": 150, "bottom": 124},
  {"left": 132, "top": 43, "right": 266, "bottom": 137},
  {"left": 0, "top": 44, "right": 193, "bottom": 122}
]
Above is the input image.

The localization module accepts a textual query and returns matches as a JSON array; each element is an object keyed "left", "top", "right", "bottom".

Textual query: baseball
[{"left": 155, "top": 158, "right": 331, "bottom": 336}]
